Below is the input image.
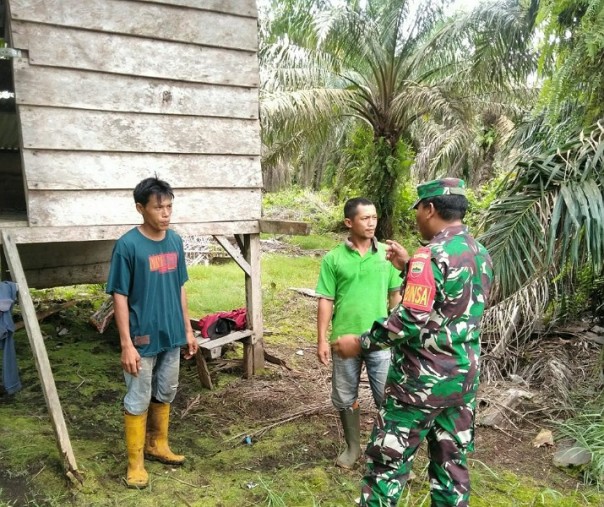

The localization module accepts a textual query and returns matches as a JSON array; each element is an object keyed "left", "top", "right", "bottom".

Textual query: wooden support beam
[
  {"left": 199, "top": 330, "right": 252, "bottom": 350},
  {"left": 195, "top": 350, "right": 213, "bottom": 390},
  {"left": 212, "top": 235, "right": 251, "bottom": 276},
  {"left": 258, "top": 219, "right": 310, "bottom": 236},
  {"left": 242, "top": 233, "right": 264, "bottom": 375},
  {"left": 192, "top": 328, "right": 253, "bottom": 389},
  {"left": 0, "top": 231, "right": 81, "bottom": 483},
  {"left": 0, "top": 221, "right": 260, "bottom": 245}
]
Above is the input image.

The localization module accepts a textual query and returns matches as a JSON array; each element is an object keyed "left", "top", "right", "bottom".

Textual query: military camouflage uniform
[{"left": 358, "top": 179, "right": 493, "bottom": 507}]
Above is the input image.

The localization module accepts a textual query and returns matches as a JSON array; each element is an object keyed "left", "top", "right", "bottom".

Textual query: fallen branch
[
  {"left": 224, "top": 401, "right": 332, "bottom": 442},
  {"left": 264, "top": 350, "right": 292, "bottom": 370},
  {"left": 289, "top": 287, "right": 318, "bottom": 298}
]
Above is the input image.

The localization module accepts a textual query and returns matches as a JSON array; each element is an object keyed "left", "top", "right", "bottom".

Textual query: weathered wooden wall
[{"left": 7, "top": 0, "right": 262, "bottom": 229}]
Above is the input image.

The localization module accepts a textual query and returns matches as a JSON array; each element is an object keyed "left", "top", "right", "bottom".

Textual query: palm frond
[
  {"left": 481, "top": 122, "right": 604, "bottom": 301},
  {"left": 481, "top": 276, "right": 550, "bottom": 381}
]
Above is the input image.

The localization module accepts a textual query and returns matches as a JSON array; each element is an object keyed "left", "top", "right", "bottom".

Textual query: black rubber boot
[{"left": 336, "top": 407, "right": 361, "bottom": 468}]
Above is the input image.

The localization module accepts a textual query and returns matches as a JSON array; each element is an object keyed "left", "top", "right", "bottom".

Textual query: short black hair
[
  {"left": 344, "top": 197, "right": 374, "bottom": 220},
  {"left": 421, "top": 194, "right": 468, "bottom": 221},
  {"left": 133, "top": 176, "right": 174, "bottom": 206}
]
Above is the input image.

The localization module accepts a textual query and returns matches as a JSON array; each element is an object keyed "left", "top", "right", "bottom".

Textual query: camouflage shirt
[{"left": 360, "top": 224, "right": 493, "bottom": 408}]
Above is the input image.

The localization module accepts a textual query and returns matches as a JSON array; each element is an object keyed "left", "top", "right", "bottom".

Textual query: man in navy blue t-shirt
[{"left": 106, "top": 176, "right": 198, "bottom": 488}]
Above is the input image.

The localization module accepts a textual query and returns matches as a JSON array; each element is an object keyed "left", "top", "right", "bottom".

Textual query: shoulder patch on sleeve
[{"left": 402, "top": 247, "right": 436, "bottom": 312}]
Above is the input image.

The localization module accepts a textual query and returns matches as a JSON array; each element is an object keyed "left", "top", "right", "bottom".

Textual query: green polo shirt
[{"left": 316, "top": 239, "right": 401, "bottom": 342}]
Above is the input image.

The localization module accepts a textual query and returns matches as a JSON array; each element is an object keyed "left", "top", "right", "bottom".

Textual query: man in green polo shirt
[
  {"left": 316, "top": 197, "right": 401, "bottom": 468},
  {"left": 333, "top": 179, "right": 493, "bottom": 506}
]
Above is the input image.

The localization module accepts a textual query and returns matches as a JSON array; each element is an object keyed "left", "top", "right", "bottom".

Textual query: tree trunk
[{"left": 368, "top": 136, "right": 404, "bottom": 241}]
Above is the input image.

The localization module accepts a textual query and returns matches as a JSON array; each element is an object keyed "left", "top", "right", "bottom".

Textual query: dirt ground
[
  {"left": 0, "top": 249, "right": 602, "bottom": 505},
  {"left": 200, "top": 334, "right": 596, "bottom": 497},
  {"left": 0, "top": 310, "right": 600, "bottom": 506}
]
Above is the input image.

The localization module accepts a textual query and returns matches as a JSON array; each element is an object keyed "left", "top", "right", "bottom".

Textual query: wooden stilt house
[{"left": 0, "top": 0, "right": 307, "bottom": 480}]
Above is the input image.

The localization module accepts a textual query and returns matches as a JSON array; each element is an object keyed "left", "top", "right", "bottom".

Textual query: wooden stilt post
[
  {"left": 242, "top": 233, "right": 264, "bottom": 376},
  {"left": 0, "top": 231, "right": 81, "bottom": 483}
]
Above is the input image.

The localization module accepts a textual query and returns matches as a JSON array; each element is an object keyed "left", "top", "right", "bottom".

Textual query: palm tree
[
  {"left": 259, "top": 0, "right": 539, "bottom": 238},
  {"left": 478, "top": 121, "right": 604, "bottom": 383},
  {"left": 477, "top": 0, "right": 604, "bottom": 383},
  {"left": 537, "top": 0, "right": 604, "bottom": 127}
]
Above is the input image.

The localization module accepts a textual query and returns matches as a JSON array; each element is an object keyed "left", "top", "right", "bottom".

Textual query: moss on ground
[{"left": 0, "top": 260, "right": 602, "bottom": 506}]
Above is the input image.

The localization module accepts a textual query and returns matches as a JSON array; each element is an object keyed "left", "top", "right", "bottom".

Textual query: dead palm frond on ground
[{"left": 480, "top": 121, "right": 604, "bottom": 383}]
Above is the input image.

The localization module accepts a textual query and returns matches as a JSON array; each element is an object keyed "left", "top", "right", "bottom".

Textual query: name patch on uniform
[{"left": 402, "top": 247, "right": 435, "bottom": 312}]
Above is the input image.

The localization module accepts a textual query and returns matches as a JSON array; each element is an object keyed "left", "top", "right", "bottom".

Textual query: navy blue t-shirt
[{"left": 106, "top": 227, "right": 188, "bottom": 356}]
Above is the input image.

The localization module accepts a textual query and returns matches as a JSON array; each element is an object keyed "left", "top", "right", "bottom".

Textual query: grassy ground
[{"left": 0, "top": 237, "right": 602, "bottom": 506}]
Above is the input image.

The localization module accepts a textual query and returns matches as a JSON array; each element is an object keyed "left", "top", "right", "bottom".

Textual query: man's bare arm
[
  {"left": 181, "top": 286, "right": 198, "bottom": 360},
  {"left": 317, "top": 298, "right": 334, "bottom": 365},
  {"left": 388, "top": 289, "right": 402, "bottom": 310},
  {"left": 113, "top": 293, "right": 140, "bottom": 376}
]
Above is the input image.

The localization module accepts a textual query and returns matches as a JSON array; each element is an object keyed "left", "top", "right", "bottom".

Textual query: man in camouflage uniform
[{"left": 333, "top": 178, "right": 493, "bottom": 507}]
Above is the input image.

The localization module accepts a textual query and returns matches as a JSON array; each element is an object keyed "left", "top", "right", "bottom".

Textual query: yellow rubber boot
[
  {"left": 144, "top": 402, "right": 185, "bottom": 465},
  {"left": 124, "top": 412, "right": 149, "bottom": 488}
]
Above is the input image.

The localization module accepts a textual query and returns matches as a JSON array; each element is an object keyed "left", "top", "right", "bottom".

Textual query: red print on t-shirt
[{"left": 148, "top": 252, "right": 178, "bottom": 273}]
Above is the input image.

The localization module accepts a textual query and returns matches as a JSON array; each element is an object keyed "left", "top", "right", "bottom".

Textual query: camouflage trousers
[{"left": 359, "top": 396, "right": 475, "bottom": 507}]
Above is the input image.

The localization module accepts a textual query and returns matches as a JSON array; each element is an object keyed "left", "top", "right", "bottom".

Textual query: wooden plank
[
  {"left": 21, "top": 264, "right": 110, "bottom": 289},
  {"left": 17, "top": 239, "right": 113, "bottom": 288},
  {"left": 259, "top": 219, "right": 311, "bottom": 236},
  {"left": 0, "top": 230, "right": 81, "bottom": 481},
  {"left": 22, "top": 151, "right": 261, "bottom": 191},
  {"left": 194, "top": 350, "right": 213, "bottom": 390},
  {"left": 9, "top": 0, "right": 257, "bottom": 51},
  {"left": 18, "top": 107, "right": 261, "bottom": 154},
  {"left": 26, "top": 189, "right": 262, "bottom": 227},
  {"left": 17, "top": 241, "right": 114, "bottom": 270},
  {"left": 13, "top": 61, "right": 259, "bottom": 119},
  {"left": 136, "top": 0, "right": 257, "bottom": 17},
  {"left": 10, "top": 21, "right": 259, "bottom": 87},
  {"left": 243, "top": 234, "right": 264, "bottom": 374},
  {"left": 199, "top": 330, "right": 252, "bottom": 350},
  {"left": 213, "top": 235, "right": 251, "bottom": 277},
  {"left": 0, "top": 221, "right": 261, "bottom": 245}
]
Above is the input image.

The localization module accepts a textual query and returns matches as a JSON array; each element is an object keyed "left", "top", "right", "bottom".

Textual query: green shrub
[
  {"left": 554, "top": 395, "right": 604, "bottom": 490},
  {"left": 466, "top": 177, "right": 501, "bottom": 236},
  {"left": 262, "top": 187, "right": 343, "bottom": 234}
]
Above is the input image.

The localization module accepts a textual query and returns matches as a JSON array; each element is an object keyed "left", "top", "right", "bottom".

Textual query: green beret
[{"left": 411, "top": 178, "right": 466, "bottom": 209}]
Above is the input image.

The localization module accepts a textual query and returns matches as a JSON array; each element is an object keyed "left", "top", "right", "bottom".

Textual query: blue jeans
[
  {"left": 123, "top": 347, "right": 181, "bottom": 415},
  {"left": 332, "top": 348, "right": 390, "bottom": 410}
]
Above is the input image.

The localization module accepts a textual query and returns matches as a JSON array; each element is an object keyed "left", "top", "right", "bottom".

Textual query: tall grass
[
  {"left": 186, "top": 254, "right": 322, "bottom": 318},
  {"left": 262, "top": 187, "right": 342, "bottom": 234},
  {"left": 554, "top": 397, "right": 604, "bottom": 490}
]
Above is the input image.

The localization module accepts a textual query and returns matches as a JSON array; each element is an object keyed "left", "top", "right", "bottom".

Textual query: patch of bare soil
[
  {"left": 473, "top": 425, "right": 581, "bottom": 491},
  {"left": 186, "top": 335, "right": 594, "bottom": 496}
]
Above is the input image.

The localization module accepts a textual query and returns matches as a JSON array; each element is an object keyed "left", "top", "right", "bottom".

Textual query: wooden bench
[{"left": 194, "top": 328, "right": 253, "bottom": 390}]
